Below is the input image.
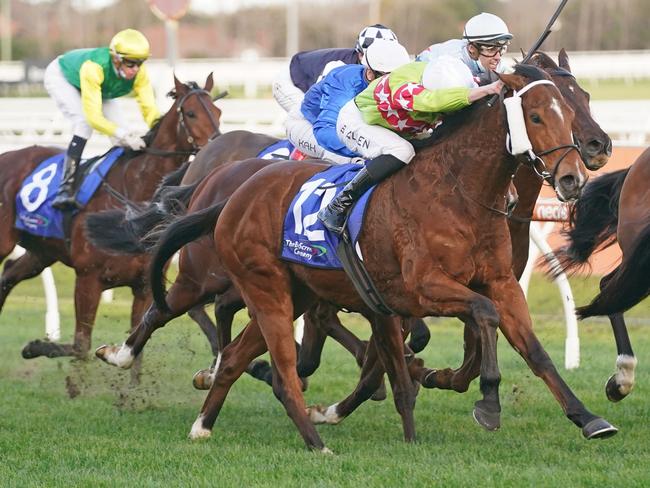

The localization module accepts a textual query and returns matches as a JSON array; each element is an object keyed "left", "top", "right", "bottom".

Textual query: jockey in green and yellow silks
[{"left": 43, "top": 28, "right": 161, "bottom": 209}]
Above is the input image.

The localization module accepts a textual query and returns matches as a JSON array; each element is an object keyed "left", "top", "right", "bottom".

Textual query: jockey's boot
[
  {"left": 53, "top": 135, "right": 86, "bottom": 210},
  {"left": 317, "top": 153, "right": 406, "bottom": 234}
]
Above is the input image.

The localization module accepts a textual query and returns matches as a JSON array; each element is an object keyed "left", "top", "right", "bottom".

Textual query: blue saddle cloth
[
  {"left": 281, "top": 164, "right": 376, "bottom": 269},
  {"left": 15, "top": 147, "right": 124, "bottom": 238},
  {"left": 257, "top": 139, "right": 295, "bottom": 160}
]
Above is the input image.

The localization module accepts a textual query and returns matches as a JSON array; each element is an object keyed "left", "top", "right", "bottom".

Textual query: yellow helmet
[{"left": 109, "top": 29, "right": 150, "bottom": 60}]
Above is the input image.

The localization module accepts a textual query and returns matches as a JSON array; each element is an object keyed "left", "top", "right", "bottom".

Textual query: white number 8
[{"left": 20, "top": 162, "right": 59, "bottom": 212}]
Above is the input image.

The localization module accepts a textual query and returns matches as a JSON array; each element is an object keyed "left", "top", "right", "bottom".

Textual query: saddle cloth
[
  {"left": 281, "top": 164, "right": 376, "bottom": 269},
  {"left": 15, "top": 147, "right": 124, "bottom": 238}
]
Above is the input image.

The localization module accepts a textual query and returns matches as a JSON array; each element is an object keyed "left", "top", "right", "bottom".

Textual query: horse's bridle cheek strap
[{"left": 175, "top": 89, "right": 221, "bottom": 149}]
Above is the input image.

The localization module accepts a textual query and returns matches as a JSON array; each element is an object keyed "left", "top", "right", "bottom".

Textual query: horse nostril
[
  {"left": 586, "top": 139, "right": 604, "bottom": 156},
  {"left": 559, "top": 175, "right": 579, "bottom": 194}
]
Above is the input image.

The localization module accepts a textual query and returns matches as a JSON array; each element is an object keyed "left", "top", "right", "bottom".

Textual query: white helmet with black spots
[
  {"left": 355, "top": 24, "right": 398, "bottom": 55},
  {"left": 463, "top": 12, "right": 513, "bottom": 46},
  {"left": 361, "top": 39, "right": 410, "bottom": 74}
]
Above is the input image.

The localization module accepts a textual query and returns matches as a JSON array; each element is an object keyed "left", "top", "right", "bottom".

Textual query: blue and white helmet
[{"left": 355, "top": 24, "right": 398, "bottom": 54}]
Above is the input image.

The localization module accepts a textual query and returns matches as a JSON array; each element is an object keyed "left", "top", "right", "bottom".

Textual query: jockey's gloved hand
[
  {"left": 122, "top": 132, "right": 146, "bottom": 151},
  {"left": 113, "top": 128, "right": 146, "bottom": 151}
]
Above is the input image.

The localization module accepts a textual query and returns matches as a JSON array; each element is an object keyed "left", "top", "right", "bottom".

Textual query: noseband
[
  {"left": 506, "top": 78, "right": 580, "bottom": 186},
  {"left": 176, "top": 87, "right": 221, "bottom": 151}
]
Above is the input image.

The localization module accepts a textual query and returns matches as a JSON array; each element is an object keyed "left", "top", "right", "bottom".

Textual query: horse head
[
  {"left": 147, "top": 73, "right": 223, "bottom": 153},
  {"left": 529, "top": 49, "right": 612, "bottom": 170},
  {"left": 499, "top": 64, "right": 587, "bottom": 201}
]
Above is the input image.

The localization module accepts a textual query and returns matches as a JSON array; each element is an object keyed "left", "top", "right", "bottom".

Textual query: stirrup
[{"left": 317, "top": 206, "right": 347, "bottom": 235}]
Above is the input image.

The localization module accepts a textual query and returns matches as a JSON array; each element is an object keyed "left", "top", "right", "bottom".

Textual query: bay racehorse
[
  {"left": 554, "top": 146, "right": 650, "bottom": 402},
  {"left": 157, "top": 65, "right": 614, "bottom": 451},
  {"left": 0, "top": 74, "right": 222, "bottom": 360},
  {"left": 410, "top": 48, "right": 612, "bottom": 395}
]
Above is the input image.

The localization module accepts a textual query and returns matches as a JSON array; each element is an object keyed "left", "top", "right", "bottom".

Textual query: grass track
[{"left": 0, "top": 265, "right": 648, "bottom": 487}]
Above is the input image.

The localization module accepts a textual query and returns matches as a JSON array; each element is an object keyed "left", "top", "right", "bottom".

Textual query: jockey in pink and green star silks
[{"left": 354, "top": 61, "right": 473, "bottom": 135}]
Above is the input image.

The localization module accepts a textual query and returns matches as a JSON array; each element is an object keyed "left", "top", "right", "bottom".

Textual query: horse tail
[
  {"left": 84, "top": 181, "right": 200, "bottom": 255},
  {"left": 554, "top": 168, "right": 628, "bottom": 276},
  {"left": 577, "top": 221, "right": 650, "bottom": 318},
  {"left": 150, "top": 200, "right": 226, "bottom": 312}
]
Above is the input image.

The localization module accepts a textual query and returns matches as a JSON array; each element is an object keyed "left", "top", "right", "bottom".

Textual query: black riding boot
[
  {"left": 52, "top": 135, "right": 86, "bottom": 210},
  {"left": 317, "top": 153, "right": 407, "bottom": 234}
]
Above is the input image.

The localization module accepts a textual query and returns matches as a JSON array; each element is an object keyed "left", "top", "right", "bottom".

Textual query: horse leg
[
  {"left": 96, "top": 278, "right": 205, "bottom": 368},
  {"left": 605, "top": 312, "right": 637, "bottom": 402},
  {"left": 490, "top": 277, "right": 618, "bottom": 439},
  {"left": 406, "top": 318, "right": 430, "bottom": 353},
  {"left": 190, "top": 319, "right": 268, "bottom": 440},
  {"left": 367, "top": 314, "right": 417, "bottom": 441},
  {"left": 127, "top": 285, "right": 152, "bottom": 385},
  {"left": 418, "top": 319, "right": 482, "bottom": 393},
  {"left": 0, "top": 251, "right": 53, "bottom": 312},
  {"left": 194, "top": 287, "right": 245, "bottom": 390},
  {"left": 187, "top": 305, "right": 219, "bottom": 356}
]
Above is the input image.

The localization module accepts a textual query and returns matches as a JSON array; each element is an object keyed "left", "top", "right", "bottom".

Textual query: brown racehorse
[
  {"left": 0, "top": 74, "right": 222, "bottom": 360},
  {"left": 411, "top": 49, "right": 612, "bottom": 394},
  {"left": 554, "top": 146, "right": 650, "bottom": 402},
  {"left": 91, "top": 50, "right": 610, "bottom": 397},
  {"left": 151, "top": 65, "right": 616, "bottom": 451}
]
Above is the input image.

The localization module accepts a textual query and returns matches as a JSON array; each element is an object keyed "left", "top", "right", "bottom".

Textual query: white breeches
[
  {"left": 272, "top": 65, "right": 305, "bottom": 113},
  {"left": 285, "top": 108, "right": 352, "bottom": 165},
  {"left": 43, "top": 57, "right": 127, "bottom": 140},
  {"left": 336, "top": 100, "right": 415, "bottom": 163}
]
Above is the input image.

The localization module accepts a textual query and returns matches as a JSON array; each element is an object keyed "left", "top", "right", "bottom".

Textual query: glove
[
  {"left": 122, "top": 132, "right": 146, "bottom": 151},
  {"left": 113, "top": 127, "right": 146, "bottom": 151}
]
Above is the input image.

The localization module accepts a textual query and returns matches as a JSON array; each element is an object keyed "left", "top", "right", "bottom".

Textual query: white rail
[{"left": 518, "top": 199, "right": 579, "bottom": 370}]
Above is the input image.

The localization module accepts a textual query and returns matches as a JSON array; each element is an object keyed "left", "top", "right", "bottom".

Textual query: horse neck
[
  {"left": 413, "top": 103, "right": 515, "bottom": 211},
  {"left": 115, "top": 113, "right": 191, "bottom": 200}
]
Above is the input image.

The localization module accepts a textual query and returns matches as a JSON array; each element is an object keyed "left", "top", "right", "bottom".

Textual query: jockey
[
  {"left": 317, "top": 55, "right": 503, "bottom": 234},
  {"left": 286, "top": 39, "right": 410, "bottom": 164},
  {"left": 43, "top": 28, "right": 161, "bottom": 209},
  {"left": 416, "top": 12, "right": 513, "bottom": 80},
  {"left": 272, "top": 24, "right": 399, "bottom": 114}
]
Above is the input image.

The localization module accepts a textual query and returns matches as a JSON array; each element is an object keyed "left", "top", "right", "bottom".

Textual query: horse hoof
[
  {"left": 22, "top": 339, "right": 47, "bottom": 359},
  {"left": 605, "top": 375, "right": 629, "bottom": 403},
  {"left": 95, "top": 345, "right": 109, "bottom": 362},
  {"left": 472, "top": 403, "right": 501, "bottom": 431},
  {"left": 192, "top": 369, "right": 214, "bottom": 390},
  {"left": 306, "top": 404, "right": 341, "bottom": 425},
  {"left": 582, "top": 418, "right": 618, "bottom": 440}
]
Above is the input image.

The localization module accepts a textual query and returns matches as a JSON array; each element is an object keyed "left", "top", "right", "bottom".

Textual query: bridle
[
  {"left": 175, "top": 86, "right": 222, "bottom": 152},
  {"left": 505, "top": 78, "right": 580, "bottom": 187}
]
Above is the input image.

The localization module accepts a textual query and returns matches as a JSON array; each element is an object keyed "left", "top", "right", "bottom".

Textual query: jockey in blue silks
[
  {"left": 286, "top": 39, "right": 410, "bottom": 164},
  {"left": 272, "top": 24, "right": 399, "bottom": 114}
]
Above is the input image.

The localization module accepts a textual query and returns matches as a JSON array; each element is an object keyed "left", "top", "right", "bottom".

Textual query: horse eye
[
  {"left": 530, "top": 113, "right": 542, "bottom": 124},
  {"left": 186, "top": 110, "right": 196, "bottom": 118}
]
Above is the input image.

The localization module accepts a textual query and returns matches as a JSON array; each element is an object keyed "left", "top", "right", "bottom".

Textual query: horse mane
[{"left": 141, "top": 118, "right": 162, "bottom": 147}]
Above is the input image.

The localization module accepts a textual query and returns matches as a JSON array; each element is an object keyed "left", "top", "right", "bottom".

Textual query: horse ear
[
  {"left": 498, "top": 72, "right": 526, "bottom": 92},
  {"left": 558, "top": 48, "right": 571, "bottom": 72},
  {"left": 173, "top": 74, "right": 184, "bottom": 93},
  {"left": 204, "top": 72, "right": 214, "bottom": 92}
]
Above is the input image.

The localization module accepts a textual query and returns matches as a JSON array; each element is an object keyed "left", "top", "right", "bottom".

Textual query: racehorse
[
  {"left": 150, "top": 65, "right": 615, "bottom": 451},
  {"left": 553, "top": 146, "right": 650, "bottom": 402},
  {"left": 411, "top": 48, "right": 612, "bottom": 394},
  {"left": 0, "top": 74, "right": 222, "bottom": 360},
  {"left": 91, "top": 50, "right": 611, "bottom": 398}
]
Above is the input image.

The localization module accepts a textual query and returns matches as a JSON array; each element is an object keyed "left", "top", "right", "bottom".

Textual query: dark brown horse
[
  {"left": 554, "top": 146, "right": 650, "bottom": 402},
  {"left": 152, "top": 65, "right": 614, "bottom": 451},
  {"left": 0, "top": 74, "right": 222, "bottom": 360}
]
